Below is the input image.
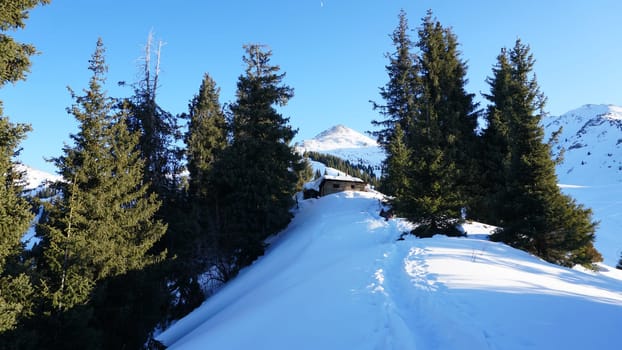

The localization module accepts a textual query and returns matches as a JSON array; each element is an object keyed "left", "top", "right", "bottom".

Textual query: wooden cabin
[{"left": 303, "top": 174, "right": 366, "bottom": 199}]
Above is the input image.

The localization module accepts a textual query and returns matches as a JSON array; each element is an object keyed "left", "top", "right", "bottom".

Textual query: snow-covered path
[{"left": 158, "top": 191, "right": 622, "bottom": 350}]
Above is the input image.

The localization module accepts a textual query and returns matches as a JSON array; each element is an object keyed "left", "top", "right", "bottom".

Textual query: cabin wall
[{"left": 320, "top": 179, "right": 366, "bottom": 196}]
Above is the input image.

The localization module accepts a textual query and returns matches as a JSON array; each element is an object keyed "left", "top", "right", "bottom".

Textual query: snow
[
  {"left": 297, "top": 125, "right": 384, "bottom": 176},
  {"left": 300, "top": 115, "right": 622, "bottom": 265},
  {"left": 157, "top": 191, "right": 622, "bottom": 349},
  {"left": 15, "top": 164, "right": 61, "bottom": 190},
  {"left": 543, "top": 104, "right": 622, "bottom": 265},
  {"left": 299, "top": 124, "right": 378, "bottom": 151}
]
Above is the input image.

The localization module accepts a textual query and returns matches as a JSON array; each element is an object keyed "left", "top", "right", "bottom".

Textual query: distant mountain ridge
[
  {"left": 16, "top": 163, "right": 61, "bottom": 191},
  {"left": 544, "top": 104, "right": 622, "bottom": 185},
  {"left": 296, "top": 125, "right": 384, "bottom": 176},
  {"left": 298, "top": 124, "right": 378, "bottom": 151}
]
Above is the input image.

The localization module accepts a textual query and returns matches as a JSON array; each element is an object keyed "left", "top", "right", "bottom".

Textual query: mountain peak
[{"left": 300, "top": 125, "right": 377, "bottom": 152}]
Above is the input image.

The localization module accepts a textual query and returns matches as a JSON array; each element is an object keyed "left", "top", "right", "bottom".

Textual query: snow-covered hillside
[
  {"left": 544, "top": 104, "right": 622, "bottom": 185},
  {"left": 298, "top": 112, "right": 622, "bottom": 265},
  {"left": 297, "top": 125, "right": 384, "bottom": 175},
  {"left": 16, "top": 163, "right": 61, "bottom": 191},
  {"left": 158, "top": 191, "right": 622, "bottom": 349},
  {"left": 543, "top": 104, "right": 622, "bottom": 265}
]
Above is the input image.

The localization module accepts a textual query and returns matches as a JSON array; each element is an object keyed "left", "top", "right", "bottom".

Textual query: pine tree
[
  {"left": 400, "top": 10, "right": 478, "bottom": 236},
  {"left": 0, "top": 0, "right": 48, "bottom": 337},
  {"left": 186, "top": 73, "right": 228, "bottom": 203},
  {"left": 0, "top": 118, "right": 34, "bottom": 334},
  {"left": 0, "top": 0, "right": 50, "bottom": 87},
  {"left": 383, "top": 123, "right": 411, "bottom": 212},
  {"left": 488, "top": 39, "right": 602, "bottom": 267},
  {"left": 371, "top": 10, "right": 418, "bottom": 199},
  {"left": 35, "top": 39, "right": 167, "bottom": 347},
  {"left": 371, "top": 10, "right": 419, "bottom": 148},
  {"left": 472, "top": 49, "right": 513, "bottom": 223},
  {"left": 211, "top": 44, "right": 302, "bottom": 277},
  {"left": 125, "top": 32, "right": 182, "bottom": 201},
  {"left": 167, "top": 73, "right": 229, "bottom": 316}
]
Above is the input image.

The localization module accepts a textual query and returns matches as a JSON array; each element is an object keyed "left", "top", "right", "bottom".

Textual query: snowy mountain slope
[
  {"left": 544, "top": 104, "right": 622, "bottom": 265},
  {"left": 157, "top": 192, "right": 622, "bottom": 350},
  {"left": 544, "top": 104, "right": 622, "bottom": 185},
  {"left": 297, "top": 125, "right": 384, "bottom": 175},
  {"left": 15, "top": 165, "right": 60, "bottom": 250},
  {"left": 299, "top": 124, "right": 378, "bottom": 151},
  {"left": 16, "top": 163, "right": 61, "bottom": 191}
]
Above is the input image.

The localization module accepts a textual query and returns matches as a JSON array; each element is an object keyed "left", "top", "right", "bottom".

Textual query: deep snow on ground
[{"left": 158, "top": 191, "right": 622, "bottom": 350}]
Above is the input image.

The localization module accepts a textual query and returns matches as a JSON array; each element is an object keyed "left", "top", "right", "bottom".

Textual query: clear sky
[{"left": 1, "top": 0, "right": 621, "bottom": 173}]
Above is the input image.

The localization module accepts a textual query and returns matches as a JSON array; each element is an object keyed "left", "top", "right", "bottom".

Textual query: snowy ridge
[
  {"left": 158, "top": 192, "right": 622, "bottom": 349},
  {"left": 543, "top": 104, "right": 622, "bottom": 265},
  {"left": 299, "top": 124, "right": 378, "bottom": 151},
  {"left": 544, "top": 104, "right": 622, "bottom": 185},
  {"left": 297, "top": 124, "right": 384, "bottom": 176},
  {"left": 16, "top": 164, "right": 61, "bottom": 191}
]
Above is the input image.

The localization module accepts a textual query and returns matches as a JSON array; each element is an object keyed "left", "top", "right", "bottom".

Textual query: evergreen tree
[
  {"left": 371, "top": 10, "right": 418, "bottom": 199},
  {"left": 488, "top": 39, "right": 601, "bottom": 267},
  {"left": 186, "top": 73, "right": 228, "bottom": 203},
  {"left": 167, "top": 73, "right": 229, "bottom": 317},
  {"left": 0, "top": 0, "right": 50, "bottom": 87},
  {"left": 383, "top": 123, "right": 411, "bottom": 211},
  {"left": 35, "top": 39, "right": 167, "bottom": 347},
  {"left": 0, "top": 118, "right": 34, "bottom": 334},
  {"left": 617, "top": 253, "right": 622, "bottom": 270},
  {"left": 125, "top": 32, "right": 182, "bottom": 201},
  {"left": 211, "top": 44, "right": 302, "bottom": 278},
  {"left": 399, "top": 10, "right": 478, "bottom": 236},
  {"left": 0, "top": 0, "right": 48, "bottom": 339},
  {"left": 472, "top": 49, "right": 513, "bottom": 223},
  {"left": 371, "top": 9, "right": 419, "bottom": 148}
]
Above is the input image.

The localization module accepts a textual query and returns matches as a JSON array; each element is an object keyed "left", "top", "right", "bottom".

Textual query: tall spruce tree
[
  {"left": 400, "top": 10, "right": 478, "bottom": 236},
  {"left": 211, "top": 44, "right": 302, "bottom": 278},
  {"left": 0, "top": 0, "right": 48, "bottom": 337},
  {"left": 186, "top": 73, "right": 228, "bottom": 204},
  {"left": 472, "top": 49, "right": 513, "bottom": 223},
  {"left": 487, "top": 39, "right": 601, "bottom": 267},
  {"left": 371, "top": 9, "right": 419, "bottom": 148},
  {"left": 168, "top": 73, "right": 228, "bottom": 316},
  {"left": 35, "top": 39, "right": 167, "bottom": 347},
  {"left": 371, "top": 10, "right": 418, "bottom": 198}
]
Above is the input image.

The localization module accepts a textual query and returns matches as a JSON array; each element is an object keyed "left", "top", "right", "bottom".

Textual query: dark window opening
[
  {"left": 332, "top": 183, "right": 340, "bottom": 189},
  {"left": 351, "top": 185, "right": 355, "bottom": 189}
]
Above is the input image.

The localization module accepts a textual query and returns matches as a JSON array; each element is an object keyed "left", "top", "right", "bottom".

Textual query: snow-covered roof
[
  {"left": 323, "top": 174, "right": 365, "bottom": 183},
  {"left": 303, "top": 174, "right": 365, "bottom": 192}
]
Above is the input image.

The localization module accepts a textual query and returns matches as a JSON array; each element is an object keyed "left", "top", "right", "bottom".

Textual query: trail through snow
[{"left": 158, "top": 191, "right": 622, "bottom": 350}]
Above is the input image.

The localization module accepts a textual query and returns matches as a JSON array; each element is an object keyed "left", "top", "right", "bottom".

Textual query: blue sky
[{"left": 1, "top": 0, "right": 621, "bottom": 173}]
